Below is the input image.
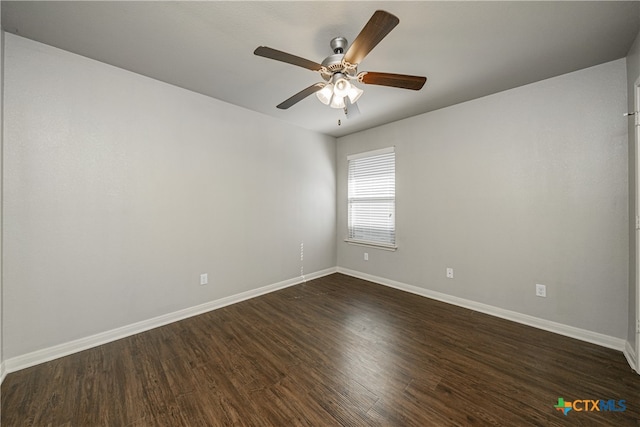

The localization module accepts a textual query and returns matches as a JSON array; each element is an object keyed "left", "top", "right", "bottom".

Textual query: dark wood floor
[{"left": 2, "top": 273, "right": 639, "bottom": 426}]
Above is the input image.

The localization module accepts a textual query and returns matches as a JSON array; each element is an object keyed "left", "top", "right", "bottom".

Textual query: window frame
[{"left": 345, "top": 146, "right": 397, "bottom": 251}]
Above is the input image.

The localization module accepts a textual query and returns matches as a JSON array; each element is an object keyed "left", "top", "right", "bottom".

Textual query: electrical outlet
[
  {"left": 535, "top": 283, "right": 546, "bottom": 298},
  {"left": 364, "top": 252, "right": 369, "bottom": 261},
  {"left": 446, "top": 268, "right": 454, "bottom": 279},
  {"left": 200, "top": 273, "right": 208, "bottom": 286}
]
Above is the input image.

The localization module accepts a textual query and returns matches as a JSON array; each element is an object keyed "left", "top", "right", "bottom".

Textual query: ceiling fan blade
[
  {"left": 343, "top": 10, "right": 399, "bottom": 66},
  {"left": 254, "top": 46, "right": 323, "bottom": 72},
  {"left": 276, "top": 83, "right": 325, "bottom": 109},
  {"left": 359, "top": 72, "right": 427, "bottom": 90}
]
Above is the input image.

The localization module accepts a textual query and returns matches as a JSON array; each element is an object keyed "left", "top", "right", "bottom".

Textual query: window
[{"left": 346, "top": 147, "right": 396, "bottom": 249}]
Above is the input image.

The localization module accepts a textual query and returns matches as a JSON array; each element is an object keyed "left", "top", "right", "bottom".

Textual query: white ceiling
[{"left": 2, "top": 1, "right": 639, "bottom": 138}]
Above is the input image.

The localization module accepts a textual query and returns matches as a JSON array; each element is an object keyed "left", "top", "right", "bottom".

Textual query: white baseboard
[
  {"left": 337, "top": 267, "right": 627, "bottom": 352},
  {"left": 3, "top": 267, "right": 337, "bottom": 376},
  {"left": 0, "top": 361, "right": 6, "bottom": 385},
  {"left": 3, "top": 266, "right": 633, "bottom": 380},
  {"left": 624, "top": 340, "right": 638, "bottom": 374}
]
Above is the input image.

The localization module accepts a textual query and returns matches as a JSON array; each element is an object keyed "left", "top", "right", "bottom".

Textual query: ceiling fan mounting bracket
[{"left": 330, "top": 37, "right": 348, "bottom": 54}]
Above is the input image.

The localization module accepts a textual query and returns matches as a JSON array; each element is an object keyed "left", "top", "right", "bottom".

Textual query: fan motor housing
[
  {"left": 321, "top": 54, "right": 345, "bottom": 73},
  {"left": 321, "top": 37, "right": 356, "bottom": 81}
]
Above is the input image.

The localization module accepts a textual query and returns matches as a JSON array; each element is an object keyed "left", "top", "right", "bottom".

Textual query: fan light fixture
[{"left": 316, "top": 73, "right": 364, "bottom": 109}]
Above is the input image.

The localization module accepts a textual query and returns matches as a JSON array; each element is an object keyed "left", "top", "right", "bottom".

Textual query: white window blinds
[{"left": 347, "top": 147, "right": 396, "bottom": 248}]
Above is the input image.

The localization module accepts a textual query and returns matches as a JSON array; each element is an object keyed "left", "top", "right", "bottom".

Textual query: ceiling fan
[{"left": 254, "top": 10, "right": 427, "bottom": 118}]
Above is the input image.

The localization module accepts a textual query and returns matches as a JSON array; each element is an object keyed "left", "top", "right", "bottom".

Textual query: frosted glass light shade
[
  {"left": 316, "top": 83, "right": 333, "bottom": 105},
  {"left": 330, "top": 95, "right": 346, "bottom": 109},
  {"left": 347, "top": 85, "right": 363, "bottom": 104},
  {"left": 333, "top": 78, "right": 351, "bottom": 97}
]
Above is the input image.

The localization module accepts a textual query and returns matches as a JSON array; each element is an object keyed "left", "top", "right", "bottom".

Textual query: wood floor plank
[{"left": 2, "top": 273, "right": 639, "bottom": 426}]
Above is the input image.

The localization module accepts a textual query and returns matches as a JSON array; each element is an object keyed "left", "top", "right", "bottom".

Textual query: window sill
[{"left": 344, "top": 239, "right": 397, "bottom": 251}]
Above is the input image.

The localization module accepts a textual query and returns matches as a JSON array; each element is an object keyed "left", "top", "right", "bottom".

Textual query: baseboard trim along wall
[
  {"left": 4, "top": 267, "right": 634, "bottom": 379},
  {"left": 337, "top": 267, "right": 628, "bottom": 353},
  {"left": 0, "top": 362, "right": 6, "bottom": 385},
  {"left": 3, "top": 267, "right": 337, "bottom": 376},
  {"left": 624, "top": 341, "right": 638, "bottom": 374}
]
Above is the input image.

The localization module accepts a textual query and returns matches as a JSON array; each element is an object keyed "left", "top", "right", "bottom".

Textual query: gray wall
[
  {"left": 627, "top": 29, "right": 640, "bottom": 355},
  {"left": 2, "top": 34, "right": 336, "bottom": 360},
  {"left": 337, "top": 59, "right": 629, "bottom": 339}
]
